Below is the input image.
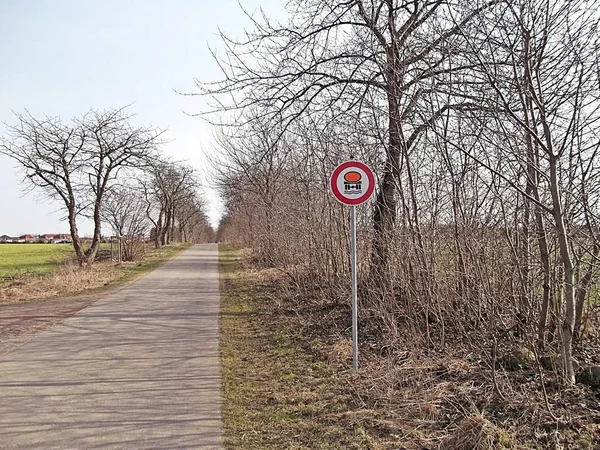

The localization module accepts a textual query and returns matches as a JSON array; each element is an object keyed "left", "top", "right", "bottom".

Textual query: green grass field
[{"left": 0, "top": 244, "right": 75, "bottom": 277}]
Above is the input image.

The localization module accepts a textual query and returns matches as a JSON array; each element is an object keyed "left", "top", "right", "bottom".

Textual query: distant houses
[
  {"left": 42, "top": 234, "right": 72, "bottom": 243},
  {"left": 0, "top": 235, "right": 25, "bottom": 243},
  {"left": 0, "top": 234, "right": 73, "bottom": 244}
]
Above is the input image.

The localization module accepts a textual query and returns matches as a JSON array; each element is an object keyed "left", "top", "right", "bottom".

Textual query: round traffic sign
[{"left": 330, "top": 161, "right": 375, "bottom": 205}]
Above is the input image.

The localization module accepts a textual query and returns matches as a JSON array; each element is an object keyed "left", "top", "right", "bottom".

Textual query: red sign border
[{"left": 330, "top": 161, "right": 375, "bottom": 205}]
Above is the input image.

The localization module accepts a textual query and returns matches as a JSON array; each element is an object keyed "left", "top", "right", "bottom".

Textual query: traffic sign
[
  {"left": 329, "top": 160, "right": 375, "bottom": 370},
  {"left": 330, "top": 161, "right": 375, "bottom": 205}
]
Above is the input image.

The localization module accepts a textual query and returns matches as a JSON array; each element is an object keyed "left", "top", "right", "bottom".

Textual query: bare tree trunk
[
  {"left": 161, "top": 205, "right": 172, "bottom": 246},
  {"left": 68, "top": 206, "right": 85, "bottom": 266},
  {"left": 86, "top": 197, "right": 103, "bottom": 264},
  {"left": 518, "top": 196, "right": 531, "bottom": 332},
  {"left": 549, "top": 155, "right": 575, "bottom": 383},
  {"left": 170, "top": 205, "right": 176, "bottom": 243},
  {"left": 371, "top": 88, "right": 402, "bottom": 284},
  {"left": 519, "top": 29, "right": 553, "bottom": 350},
  {"left": 536, "top": 217, "right": 552, "bottom": 350},
  {"left": 155, "top": 210, "right": 163, "bottom": 248},
  {"left": 65, "top": 173, "right": 86, "bottom": 266},
  {"left": 574, "top": 244, "right": 598, "bottom": 344}
]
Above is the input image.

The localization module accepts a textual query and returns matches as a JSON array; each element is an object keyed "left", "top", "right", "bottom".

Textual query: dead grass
[
  {"left": 0, "top": 244, "right": 190, "bottom": 305},
  {"left": 441, "top": 415, "right": 515, "bottom": 450},
  {"left": 220, "top": 244, "right": 393, "bottom": 449},
  {"left": 219, "top": 245, "right": 600, "bottom": 449}
]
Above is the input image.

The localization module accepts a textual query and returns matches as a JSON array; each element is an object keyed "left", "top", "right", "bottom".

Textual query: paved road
[{"left": 0, "top": 244, "right": 223, "bottom": 449}]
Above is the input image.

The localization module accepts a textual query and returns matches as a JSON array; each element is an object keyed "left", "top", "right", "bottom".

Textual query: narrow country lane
[{"left": 0, "top": 244, "right": 222, "bottom": 449}]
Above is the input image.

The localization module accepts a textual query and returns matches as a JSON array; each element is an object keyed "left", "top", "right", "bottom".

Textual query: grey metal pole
[
  {"left": 118, "top": 236, "right": 122, "bottom": 264},
  {"left": 350, "top": 205, "right": 358, "bottom": 370}
]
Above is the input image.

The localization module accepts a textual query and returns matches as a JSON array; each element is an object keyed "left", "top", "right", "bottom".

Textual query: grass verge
[
  {"left": 0, "top": 243, "right": 191, "bottom": 305},
  {"left": 219, "top": 244, "right": 390, "bottom": 449}
]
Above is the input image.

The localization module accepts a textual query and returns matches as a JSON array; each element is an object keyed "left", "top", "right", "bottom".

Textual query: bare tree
[
  {"left": 1, "top": 107, "right": 164, "bottom": 265},
  {"left": 101, "top": 184, "right": 150, "bottom": 261},
  {"left": 213, "top": 115, "right": 292, "bottom": 264},
  {"left": 0, "top": 112, "right": 88, "bottom": 264},
  {"left": 80, "top": 107, "right": 163, "bottom": 263},
  {"left": 142, "top": 160, "right": 202, "bottom": 247},
  {"left": 452, "top": 0, "right": 600, "bottom": 383},
  {"left": 198, "top": 0, "right": 499, "bottom": 286}
]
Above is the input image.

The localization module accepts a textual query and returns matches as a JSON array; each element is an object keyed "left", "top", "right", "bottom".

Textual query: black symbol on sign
[{"left": 344, "top": 171, "right": 362, "bottom": 194}]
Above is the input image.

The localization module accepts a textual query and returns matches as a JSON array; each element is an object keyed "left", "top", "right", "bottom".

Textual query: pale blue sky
[{"left": 0, "top": 0, "right": 284, "bottom": 235}]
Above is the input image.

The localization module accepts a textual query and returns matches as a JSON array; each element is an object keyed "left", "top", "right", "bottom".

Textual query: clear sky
[{"left": 0, "top": 0, "right": 284, "bottom": 236}]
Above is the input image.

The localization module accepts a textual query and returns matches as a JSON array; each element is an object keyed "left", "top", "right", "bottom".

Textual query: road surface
[{"left": 0, "top": 244, "right": 223, "bottom": 449}]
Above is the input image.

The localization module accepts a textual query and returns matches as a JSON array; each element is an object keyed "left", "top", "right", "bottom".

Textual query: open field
[{"left": 0, "top": 244, "right": 74, "bottom": 277}]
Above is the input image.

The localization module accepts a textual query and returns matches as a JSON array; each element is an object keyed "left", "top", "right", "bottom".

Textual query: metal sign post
[
  {"left": 330, "top": 161, "right": 375, "bottom": 370},
  {"left": 350, "top": 205, "right": 358, "bottom": 369}
]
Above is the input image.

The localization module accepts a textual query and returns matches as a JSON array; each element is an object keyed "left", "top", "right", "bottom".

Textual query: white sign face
[{"left": 330, "top": 161, "right": 375, "bottom": 205}]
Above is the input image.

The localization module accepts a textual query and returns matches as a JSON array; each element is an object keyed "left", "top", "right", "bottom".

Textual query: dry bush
[
  {"left": 240, "top": 253, "right": 600, "bottom": 448},
  {"left": 221, "top": 174, "right": 554, "bottom": 354},
  {"left": 122, "top": 237, "right": 147, "bottom": 262}
]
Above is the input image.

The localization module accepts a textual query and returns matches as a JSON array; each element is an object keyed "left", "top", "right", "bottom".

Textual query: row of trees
[
  {"left": 208, "top": 0, "right": 600, "bottom": 385},
  {"left": 1, "top": 107, "right": 212, "bottom": 264}
]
